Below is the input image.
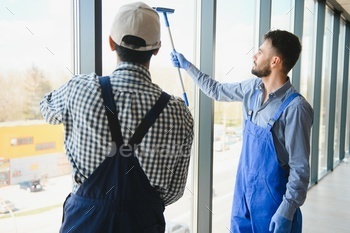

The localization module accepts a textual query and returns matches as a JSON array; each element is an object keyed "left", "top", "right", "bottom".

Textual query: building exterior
[{"left": 0, "top": 121, "right": 69, "bottom": 185}]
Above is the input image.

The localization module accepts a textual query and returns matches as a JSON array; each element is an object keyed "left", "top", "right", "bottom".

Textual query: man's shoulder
[
  {"left": 287, "top": 91, "right": 314, "bottom": 118},
  {"left": 166, "top": 95, "right": 194, "bottom": 121},
  {"left": 68, "top": 73, "right": 98, "bottom": 83}
]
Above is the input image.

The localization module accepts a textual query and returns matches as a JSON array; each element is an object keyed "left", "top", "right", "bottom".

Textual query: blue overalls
[
  {"left": 230, "top": 91, "right": 302, "bottom": 233},
  {"left": 59, "top": 77, "right": 170, "bottom": 233}
]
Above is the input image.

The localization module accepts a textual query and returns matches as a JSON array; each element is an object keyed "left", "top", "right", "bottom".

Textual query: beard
[{"left": 251, "top": 62, "right": 271, "bottom": 77}]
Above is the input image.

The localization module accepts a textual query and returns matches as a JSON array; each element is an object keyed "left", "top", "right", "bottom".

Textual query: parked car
[
  {"left": 19, "top": 179, "right": 43, "bottom": 192},
  {"left": 166, "top": 222, "right": 190, "bottom": 233},
  {"left": 0, "top": 199, "right": 16, "bottom": 214}
]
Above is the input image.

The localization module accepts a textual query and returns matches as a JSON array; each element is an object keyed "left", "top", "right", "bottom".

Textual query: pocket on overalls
[
  {"left": 263, "top": 177, "right": 285, "bottom": 207},
  {"left": 60, "top": 194, "right": 116, "bottom": 233}
]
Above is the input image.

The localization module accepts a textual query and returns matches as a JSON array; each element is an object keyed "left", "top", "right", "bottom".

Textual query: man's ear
[
  {"left": 109, "top": 36, "right": 117, "bottom": 51},
  {"left": 271, "top": 56, "right": 282, "bottom": 68},
  {"left": 153, "top": 48, "right": 160, "bottom": 56}
]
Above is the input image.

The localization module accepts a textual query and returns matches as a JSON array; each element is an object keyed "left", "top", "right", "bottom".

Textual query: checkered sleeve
[
  {"left": 40, "top": 81, "right": 70, "bottom": 125},
  {"left": 163, "top": 108, "right": 194, "bottom": 206}
]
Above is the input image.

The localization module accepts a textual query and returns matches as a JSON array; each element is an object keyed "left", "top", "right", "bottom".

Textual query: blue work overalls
[
  {"left": 230, "top": 91, "right": 302, "bottom": 233},
  {"left": 59, "top": 77, "right": 170, "bottom": 233}
]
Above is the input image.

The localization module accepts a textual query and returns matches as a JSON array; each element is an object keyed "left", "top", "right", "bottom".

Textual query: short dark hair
[
  {"left": 264, "top": 30, "right": 302, "bottom": 74},
  {"left": 116, "top": 35, "right": 156, "bottom": 64}
]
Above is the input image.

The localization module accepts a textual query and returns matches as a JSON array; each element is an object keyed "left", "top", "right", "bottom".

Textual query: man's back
[{"left": 40, "top": 62, "right": 194, "bottom": 206}]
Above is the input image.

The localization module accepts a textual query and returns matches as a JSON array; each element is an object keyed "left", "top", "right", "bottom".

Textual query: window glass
[
  {"left": 271, "top": 0, "right": 294, "bottom": 31},
  {"left": 213, "top": 1, "right": 257, "bottom": 232},
  {"left": 0, "top": 0, "right": 72, "bottom": 232},
  {"left": 319, "top": 6, "right": 334, "bottom": 177},
  {"left": 300, "top": 0, "right": 317, "bottom": 183},
  {"left": 102, "top": 1, "right": 196, "bottom": 232},
  {"left": 334, "top": 19, "right": 346, "bottom": 165},
  {"left": 270, "top": 0, "right": 294, "bottom": 79},
  {"left": 300, "top": 0, "right": 317, "bottom": 104}
]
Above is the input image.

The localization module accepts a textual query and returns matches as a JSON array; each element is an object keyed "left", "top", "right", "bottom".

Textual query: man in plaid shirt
[{"left": 40, "top": 1, "right": 193, "bottom": 210}]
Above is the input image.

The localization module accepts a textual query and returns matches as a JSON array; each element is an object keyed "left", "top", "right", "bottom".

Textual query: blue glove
[
  {"left": 170, "top": 50, "right": 190, "bottom": 70},
  {"left": 269, "top": 212, "right": 292, "bottom": 233}
]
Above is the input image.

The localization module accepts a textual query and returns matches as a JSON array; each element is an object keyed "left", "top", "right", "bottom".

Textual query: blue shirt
[{"left": 187, "top": 64, "right": 314, "bottom": 220}]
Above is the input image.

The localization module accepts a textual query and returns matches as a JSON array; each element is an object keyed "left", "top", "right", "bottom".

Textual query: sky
[{"left": 0, "top": 0, "right": 72, "bottom": 78}]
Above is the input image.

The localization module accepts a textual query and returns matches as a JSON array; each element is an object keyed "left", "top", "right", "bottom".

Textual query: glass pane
[
  {"left": 271, "top": 0, "right": 294, "bottom": 32},
  {"left": 213, "top": 1, "right": 257, "bottom": 232},
  {"left": 334, "top": 19, "right": 346, "bottom": 165},
  {"left": 102, "top": 1, "right": 196, "bottom": 232},
  {"left": 300, "top": 0, "right": 317, "bottom": 104},
  {"left": 0, "top": 1, "right": 73, "bottom": 232},
  {"left": 319, "top": 7, "right": 334, "bottom": 177},
  {"left": 271, "top": 0, "right": 294, "bottom": 79},
  {"left": 300, "top": 0, "right": 317, "bottom": 183}
]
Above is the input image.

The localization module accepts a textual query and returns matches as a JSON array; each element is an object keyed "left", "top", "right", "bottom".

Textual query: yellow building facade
[{"left": 0, "top": 120, "right": 70, "bottom": 185}]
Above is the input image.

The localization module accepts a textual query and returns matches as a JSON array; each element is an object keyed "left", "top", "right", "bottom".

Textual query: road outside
[{"left": 0, "top": 141, "right": 242, "bottom": 233}]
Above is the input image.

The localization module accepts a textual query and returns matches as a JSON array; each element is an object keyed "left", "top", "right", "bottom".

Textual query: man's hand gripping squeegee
[{"left": 154, "top": 7, "right": 189, "bottom": 106}]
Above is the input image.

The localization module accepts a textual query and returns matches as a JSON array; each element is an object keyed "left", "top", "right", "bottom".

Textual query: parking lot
[{"left": 0, "top": 175, "right": 71, "bottom": 233}]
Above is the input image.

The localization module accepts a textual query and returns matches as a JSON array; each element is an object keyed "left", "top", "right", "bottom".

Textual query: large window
[
  {"left": 300, "top": 0, "right": 317, "bottom": 185},
  {"left": 212, "top": 1, "right": 257, "bottom": 232},
  {"left": 102, "top": 1, "right": 197, "bottom": 232},
  {"left": 318, "top": 6, "right": 334, "bottom": 177},
  {"left": 0, "top": 1, "right": 73, "bottom": 232}
]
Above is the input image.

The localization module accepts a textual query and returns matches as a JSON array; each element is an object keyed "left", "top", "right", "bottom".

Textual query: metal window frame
[
  {"left": 259, "top": 0, "right": 272, "bottom": 45},
  {"left": 310, "top": 0, "right": 326, "bottom": 185},
  {"left": 195, "top": 0, "right": 216, "bottom": 232},
  {"left": 73, "top": 0, "right": 102, "bottom": 75},
  {"left": 327, "top": 10, "right": 341, "bottom": 171},
  {"left": 292, "top": 0, "right": 305, "bottom": 91},
  {"left": 339, "top": 22, "right": 350, "bottom": 160}
]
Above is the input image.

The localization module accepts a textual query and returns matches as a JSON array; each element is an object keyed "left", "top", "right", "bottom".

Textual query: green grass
[{"left": 0, "top": 203, "right": 62, "bottom": 219}]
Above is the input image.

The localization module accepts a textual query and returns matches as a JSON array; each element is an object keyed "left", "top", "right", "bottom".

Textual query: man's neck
[
  {"left": 116, "top": 57, "right": 150, "bottom": 69},
  {"left": 261, "top": 72, "right": 288, "bottom": 103}
]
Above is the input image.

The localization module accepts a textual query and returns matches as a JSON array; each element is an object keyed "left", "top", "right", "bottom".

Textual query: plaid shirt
[{"left": 40, "top": 62, "right": 194, "bottom": 205}]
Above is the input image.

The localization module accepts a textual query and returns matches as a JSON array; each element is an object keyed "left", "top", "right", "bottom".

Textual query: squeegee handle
[
  {"left": 155, "top": 7, "right": 189, "bottom": 106},
  {"left": 182, "top": 93, "right": 189, "bottom": 107},
  {"left": 175, "top": 66, "right": 189, "bottom": 106},
  {"left": 167, "top": 29, "right": 189, "bottom": 106},
  {"left": 162, "top": 12, "right": 170, "bottom": 27}
]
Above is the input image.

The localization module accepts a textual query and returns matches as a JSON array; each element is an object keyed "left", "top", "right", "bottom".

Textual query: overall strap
[
  {"left": 267, "top": 92, "right": 301, "bottom": 130},
  {"left": 99, "top": 76, "right": 124, "bottom": 147},
  {"left": 129, "top": 92, "right": 171, "bottom": 146},
  {"left": 99, "top": 76, "right": 171, "bottom": 148}
]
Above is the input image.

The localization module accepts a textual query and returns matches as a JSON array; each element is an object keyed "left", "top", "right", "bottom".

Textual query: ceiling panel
[{"left": 329, "top": 0, "right": 350, "bottom": 20}]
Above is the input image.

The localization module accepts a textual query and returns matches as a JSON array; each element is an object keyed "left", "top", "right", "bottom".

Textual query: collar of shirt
[
  {"left": 113, "top": 62, "right": 152, "bottom": 83},
  {"left": 257, "top": 76, "right": 292, "bottom": 104},
  {"left": 257, "top": 77, "right": 292, "bottom": 100}
]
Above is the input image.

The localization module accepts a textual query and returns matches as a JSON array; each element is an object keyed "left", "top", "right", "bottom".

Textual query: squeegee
[{"left": 154, "top": 7, "right": 189, "bottom": 106}]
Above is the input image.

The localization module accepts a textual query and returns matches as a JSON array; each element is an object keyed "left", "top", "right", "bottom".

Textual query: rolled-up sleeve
[{"left": 40, "top": 81, "right": 69, "bottom": 125}]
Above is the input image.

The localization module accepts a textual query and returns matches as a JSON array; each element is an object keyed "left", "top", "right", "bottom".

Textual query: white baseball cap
[{"left": 110, "top": 2, "right": 161, "bottom": 51}]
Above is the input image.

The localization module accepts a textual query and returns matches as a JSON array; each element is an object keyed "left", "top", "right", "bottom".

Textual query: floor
[{"left": 302, "top": 157, "right": 350, "bottom": 233}]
